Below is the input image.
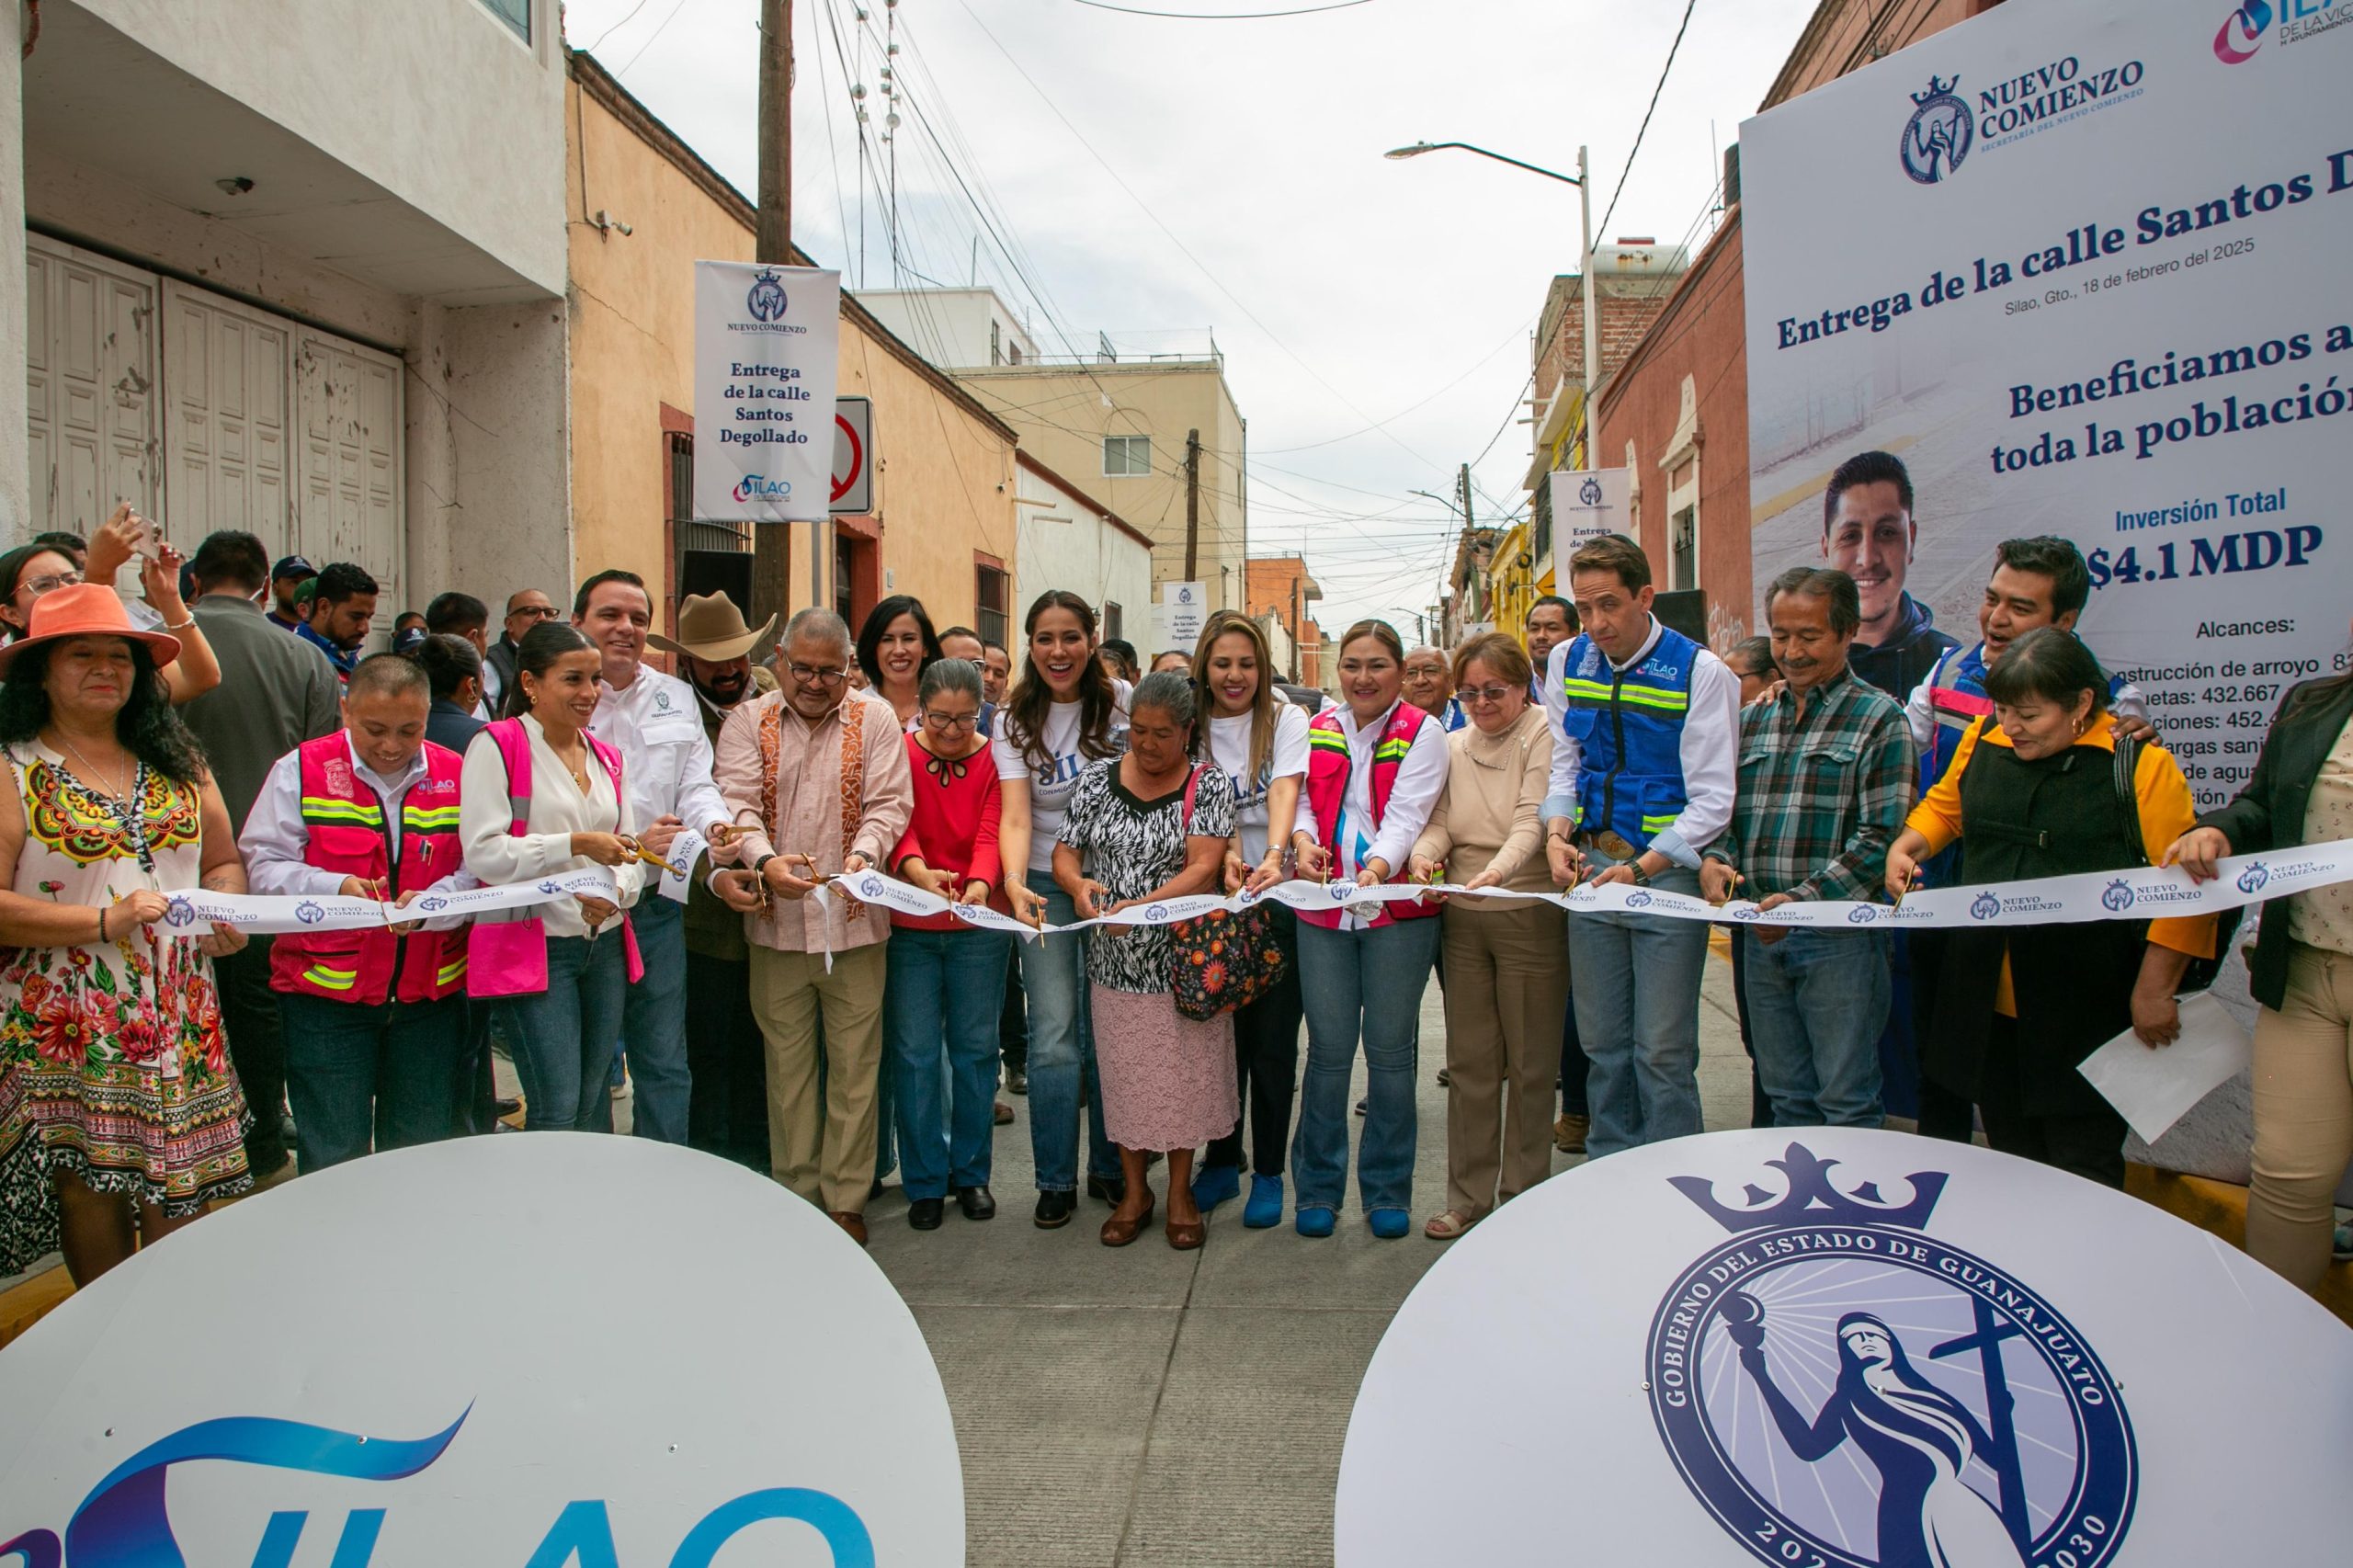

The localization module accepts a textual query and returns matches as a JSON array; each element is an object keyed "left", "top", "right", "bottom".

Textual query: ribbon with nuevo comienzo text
[
  {"left": 793, "top": 836, "right": 2353, "bottom": 939},
  {"left": 148, "top": 867, "right": 623, "bottom": 937}
]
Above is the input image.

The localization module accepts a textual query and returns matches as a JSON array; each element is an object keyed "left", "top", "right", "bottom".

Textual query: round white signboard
[
  {"left": 0, "top": 1135, "right": 960, "bottom": 1567},
  {"left": 1338, "top": 1128, "right": 2353, "bottom": 1567}
]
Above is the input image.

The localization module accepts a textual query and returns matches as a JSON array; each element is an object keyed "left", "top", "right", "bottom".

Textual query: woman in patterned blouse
[{"left": 0, "top": 584, "right": 253, "bottom": 1283}]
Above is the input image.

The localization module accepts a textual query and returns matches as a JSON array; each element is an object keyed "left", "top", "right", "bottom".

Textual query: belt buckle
[{"left": 1593, "top": 830, "right": 1638, "bottom": 860}]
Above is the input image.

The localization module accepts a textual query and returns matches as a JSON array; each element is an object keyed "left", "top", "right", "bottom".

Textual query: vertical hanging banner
[
  {"left": 1549, "top": 467, "right": 1631, "bottom": 580},
  {"left": 1741, "top": 0, "right": 2352, "bottom": 810},
  {"left": 693, "top": 262, "right": 842, "bottom": 524}
]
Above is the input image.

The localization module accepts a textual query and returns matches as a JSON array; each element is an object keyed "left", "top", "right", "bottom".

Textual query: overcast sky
[{"left": 562, "top": 0, "right": 1816, "bottom": 637}]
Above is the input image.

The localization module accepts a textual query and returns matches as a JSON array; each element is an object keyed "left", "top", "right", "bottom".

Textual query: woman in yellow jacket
[{"left": 1884, "top": 628, "right": 2213, "bottom": 1187}]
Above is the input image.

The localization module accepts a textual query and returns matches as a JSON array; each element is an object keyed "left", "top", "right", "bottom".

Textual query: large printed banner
[
  {"left": 1741, "top": 0, "right": 2353, "bottom": 811},
  {"left": 692, "top": 261, "right": 841, "bottom": 523}
]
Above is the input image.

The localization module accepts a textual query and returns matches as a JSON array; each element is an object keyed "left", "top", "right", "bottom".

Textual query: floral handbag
[{"left": 1168, "top": 767, "right": 1288, "bottom": 1021}]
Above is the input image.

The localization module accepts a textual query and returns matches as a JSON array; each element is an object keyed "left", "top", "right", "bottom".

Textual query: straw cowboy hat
[
  {"left": 0, "top": 582, "right": 181, "bottom": 675},
  {"left": 645, "top": 592, "right": 778, "bottom": 664}
]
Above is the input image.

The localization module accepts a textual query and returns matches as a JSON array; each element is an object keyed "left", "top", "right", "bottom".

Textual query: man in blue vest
[{"left": 1542, "top": 533, "right": 1739, "bottom": 1157}]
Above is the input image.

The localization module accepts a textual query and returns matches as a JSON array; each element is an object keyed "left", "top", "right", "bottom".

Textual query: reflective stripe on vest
[
  {"left": 271, "top": 735, "right": 469, "bottom": 1006},
  {"left": 1559, "top": 626, "right": 1698, "bottom": 852},
  {"left": 1300, "top": 703, "right": 1438, "bottom": 929}
]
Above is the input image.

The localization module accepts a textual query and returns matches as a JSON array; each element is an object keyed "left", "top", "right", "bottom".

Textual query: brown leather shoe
[
  {"left": 994, "top": 1099, "right": 1015, "bottom": 1125},
  {"left": 829, "top": 1210, "right": 869, "bottom": 1246},
  {"left": 1099, "top": 1190, "right": 1155, "bottom": 1247},
  {"left": 1553, "top": 1113, "right": 1590, "bottom": 1153},
  {"left": 1165, "top": 1212, "right": 1205, "bottom": 1251}
]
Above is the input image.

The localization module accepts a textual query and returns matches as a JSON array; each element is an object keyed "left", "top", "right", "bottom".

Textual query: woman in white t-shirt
[
  {"left": 995, "top": 590, "right": 1130, "bottom": 1230},
  {"left": 1188, "top": 610, "right": 1312, "bottom": 1230}
]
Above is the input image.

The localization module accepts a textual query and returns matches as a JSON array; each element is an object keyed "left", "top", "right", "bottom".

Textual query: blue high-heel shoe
[
  {"left": 1243, "top": 1174, "right": 1284, "bottom": 1229},
  {"left": 1294, "top": 1205, "right": 1336, "bottom": 1238},
  {"left": 1191, "top": 1164, "right": 1241, "bottom": 1211},
  {"left": 1367, "top": 1208, "right": 1411, "bottom": 1240}
]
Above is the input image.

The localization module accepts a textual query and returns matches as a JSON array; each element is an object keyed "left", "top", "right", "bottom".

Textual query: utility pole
[
  {"left": 755, "top": 0, "right": 823, "bottom": 619},
  {"left": 1183, "top": 427, "right": 1202, "bottom": 582},
  {"left": 1576, "top": 143, "right": 1598, "bottom": 465}
]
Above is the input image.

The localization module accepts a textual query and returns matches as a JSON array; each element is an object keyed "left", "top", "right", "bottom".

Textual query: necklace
[{"left": 55, "top": 731, "right": 132, "bottom": 801}]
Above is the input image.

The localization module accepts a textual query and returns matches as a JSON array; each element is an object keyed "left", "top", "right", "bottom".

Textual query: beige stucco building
[
  {"left": 959, "top": 354, "right": 1245, "bottom": 616},
  {"left": 565, "top": 52, "right": 1018, "bottom": 647},
  {"left": 848, "top": 294, "right": 1247, "bottom": 619}
]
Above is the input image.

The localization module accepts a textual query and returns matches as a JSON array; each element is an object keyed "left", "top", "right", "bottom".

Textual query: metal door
[
  {"left": 293, "top": 332, "right": 404, "bottom": 614},
  {"left": 23, "top": 235, "right": 160, "bottom": 540},
  {"left": 161, "top": 280, "right": 292, "bottom": 552}
]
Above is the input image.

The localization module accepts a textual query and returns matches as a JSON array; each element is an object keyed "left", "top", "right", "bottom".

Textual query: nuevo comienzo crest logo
[
  {"left": 2237, "top": 860, "right": 2271, "bottom": 894},
  {"left": 2100, "top": 879, "right": 2137, "bottom": 914},
  {"left": 1646, "top": 1143, "right": 2135, "bottom": 1568},
  {"left": 1579, "top": 475, "right": 1604, "bottom": 506},
  {"left": 1900, "top": 74, "right": 1973, "bottom": 184},
  {"left": 745, "top": 268, "right": 790, "bottom": 323}
]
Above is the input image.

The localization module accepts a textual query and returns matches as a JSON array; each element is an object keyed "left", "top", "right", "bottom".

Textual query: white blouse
[{"left": 460, "top": 714, "right": 643, "bottom": 941}]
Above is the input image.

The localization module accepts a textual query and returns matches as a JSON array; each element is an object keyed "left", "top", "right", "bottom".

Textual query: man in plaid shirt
[{"left": 1699, "top": 567, "right": 1914, "bottom": 1127}]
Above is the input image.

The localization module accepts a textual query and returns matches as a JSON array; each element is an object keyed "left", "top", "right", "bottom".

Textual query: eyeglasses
[
  {"left": 1461, "top": 684, "right": 1518, "bottom": 706},
  {"left": 788, "top": 662, "right": 847, "bottom": 686},
  {"left": 510, "top": 606, "right": 558, "bottom": 622},
  {"left": 923, "top": 710, "right": 979, "bottom": 731},
  {"left": 20, "top": 570, "right": 83, "bottom": 598}
]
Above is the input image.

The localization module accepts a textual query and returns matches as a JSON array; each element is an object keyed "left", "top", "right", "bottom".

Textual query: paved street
[{"left": 860, "top": 939, "right": 1758, "bottom": 1568}]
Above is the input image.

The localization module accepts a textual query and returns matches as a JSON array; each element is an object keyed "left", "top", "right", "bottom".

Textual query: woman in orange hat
[{"left": 0, "top": 583, "right": 254, "bottom": 1284}]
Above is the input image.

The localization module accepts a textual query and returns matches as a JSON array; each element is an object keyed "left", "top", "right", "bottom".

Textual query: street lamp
[
  {"left": 1408, "top": 487, "right": 1463, "bottom": 519},
  {"left": 1385, "top": 140, "right": 1599, "bottom": 444}
]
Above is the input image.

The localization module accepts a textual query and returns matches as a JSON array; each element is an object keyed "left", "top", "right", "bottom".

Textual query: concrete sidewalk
[{"left": 863, "top": 946, "right": 1758, "bottom": 1568}]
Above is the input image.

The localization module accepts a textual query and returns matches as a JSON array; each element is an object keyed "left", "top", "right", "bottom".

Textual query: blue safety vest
[{"left": 1558, "top": 623, "right": 1698, "bottom": 852}]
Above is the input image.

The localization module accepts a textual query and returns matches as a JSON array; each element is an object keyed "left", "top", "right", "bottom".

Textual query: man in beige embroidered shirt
[{"left": 711, "top": 608, "right": 913, "bottom": 1244}]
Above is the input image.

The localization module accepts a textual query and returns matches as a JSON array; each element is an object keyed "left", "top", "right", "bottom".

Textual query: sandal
[{"left": 1423, "top": 1209, "right": 1480, "bottom": 1240}]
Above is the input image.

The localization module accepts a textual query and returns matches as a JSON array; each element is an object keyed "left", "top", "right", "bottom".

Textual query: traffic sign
[{"left": 832, "top": 396, "right": 872, "bottom": 515}]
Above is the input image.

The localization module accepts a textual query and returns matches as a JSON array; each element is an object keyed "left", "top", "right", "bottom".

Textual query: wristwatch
[
  {"left": 1628, "top": 860, "right": 1654, "bottom": 887},
  {"left": 751, "top": 852, "right": 777, "bottom": 879}
]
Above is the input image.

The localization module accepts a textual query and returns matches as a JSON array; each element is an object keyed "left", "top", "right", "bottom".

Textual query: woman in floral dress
[{"left": 0, "top": 584, "right": 253, "bottom": 1284}]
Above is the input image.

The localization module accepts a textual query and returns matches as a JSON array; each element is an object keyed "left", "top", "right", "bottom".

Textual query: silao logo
[
  {"left": 2215, "top": 1, "right": 2270, "bottom": 62},
  {"left": 731, "top": 474, "right": 792, "bottom": 505},
  {"left": 0, "top": 1409, "right": 877, "bottom": 1567}
]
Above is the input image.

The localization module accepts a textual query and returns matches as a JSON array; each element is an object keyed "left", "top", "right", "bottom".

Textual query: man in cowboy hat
[{"left": 648, "top": 592, "right": 778, "bottom": 1168}]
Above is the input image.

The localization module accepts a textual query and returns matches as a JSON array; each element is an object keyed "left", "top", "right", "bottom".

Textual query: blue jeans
[
  {"left": 621, "top": 895, "right": 690, "bottom": 1143},
  {"left": 1290, "top": 915, "right": 1440, "bottom": 1213},
  {"left": 280, "top": 992, "right": 470, "bottom": 1171},
  {"left": 1567, "top": 861, "right": 1709, "bottom": 1158},
  {"left": 497, "top": 934, "right": 629, "bottom": 1133},
  {"left": 1740, "top": 926, "right": 1890, "bottom": 1128},
  {"left": 1018, "top": 869, "right": 1118, "bottom": 1193},
  {"left": 887, "top": 926, "right": 1014, "bottom": 1199}
]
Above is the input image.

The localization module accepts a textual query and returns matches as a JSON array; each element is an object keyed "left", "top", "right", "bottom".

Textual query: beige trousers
[
  {"left": 750, "top": 941, "right": 888, "bottom": 1216},
  {"left": 1441, "top": 901, "right": 1570, "bottom": 1220},
  {"left": 2247, "top": 941, "right": 2353, "bottom": 1291}
]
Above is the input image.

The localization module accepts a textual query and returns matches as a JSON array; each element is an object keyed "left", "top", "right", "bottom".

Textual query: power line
[
  {"left": 579, "top": 0, "right": 655, "bottom": 53},
  {"left": 950, "top": 0, "right": 1439, "bottom": 472},
  {"left": 1596, "top": 0, "right": 1699, "bottom": 241},
  {"left": 611, "top": 0, "right": 691, "bottom": 75}
]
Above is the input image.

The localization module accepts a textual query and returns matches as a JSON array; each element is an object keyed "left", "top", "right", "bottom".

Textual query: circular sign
[
  {"left": 0, "top": 1136, "right": 961, "bottom": 1565},
  {"left": 832, "top": 411, "right": 865, "bottom": 505},
  {"left": 1337, "top": 1128, "right": 2353, "bottom": 1567}
]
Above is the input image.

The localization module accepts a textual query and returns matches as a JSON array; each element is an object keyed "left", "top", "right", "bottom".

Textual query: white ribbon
[
  {"left": 153, "top": 867, "right": 622, "bottom": 937},
  {"left": 656, "top": 829, "right": 708, "bottom": 905},
  {"left": 790, "top": 838, "right": 2353, "bottom": 939}
]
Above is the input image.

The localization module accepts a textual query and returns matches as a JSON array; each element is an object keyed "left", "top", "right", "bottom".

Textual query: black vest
[{"left": 1927, "top": 735, "right": 2150, "bottom": 1117}]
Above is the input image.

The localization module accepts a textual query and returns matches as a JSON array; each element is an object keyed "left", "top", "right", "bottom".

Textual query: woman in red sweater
[{"left": 886, "top": 657, "right": 1014, "bottom": 1229}]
